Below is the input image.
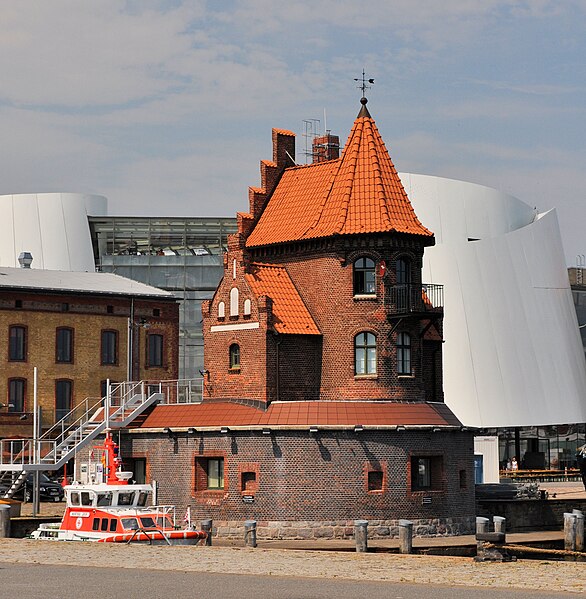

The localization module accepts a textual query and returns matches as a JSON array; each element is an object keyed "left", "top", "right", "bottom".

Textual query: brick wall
[
  {"left": 124, "top": 428, "right": 475, "bottom": 538},
  {"left": 0, "top": 291, "right": 178, "bottom": 432}
]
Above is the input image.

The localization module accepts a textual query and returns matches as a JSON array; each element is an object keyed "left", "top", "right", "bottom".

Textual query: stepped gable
[
  {"left": 246, "top": 98, "right": 433, "bottom": 248},
  {"left": 245, "top": 263, "right": 320, "bottom": 335}
]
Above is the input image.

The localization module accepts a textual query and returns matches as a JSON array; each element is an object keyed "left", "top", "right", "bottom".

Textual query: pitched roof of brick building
[
  {"left": 246, "top": 99, "right": 433, "bottom": 247},
  {"left": 134, "top": 400, "right": 462, "bottom": 429},
  {"left": 245, "top": 263, "right": 320, "bottom": 335}
]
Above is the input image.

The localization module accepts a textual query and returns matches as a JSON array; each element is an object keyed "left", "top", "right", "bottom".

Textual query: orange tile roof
[
  {"left": 246, "top": 105, "right": 432, "bottom": 247},
  {"left": 245, "top": 263, "right": 320, "bottom": 335},
  {"left": 137, "top": 401, "right": 462, "bottom": 429}
]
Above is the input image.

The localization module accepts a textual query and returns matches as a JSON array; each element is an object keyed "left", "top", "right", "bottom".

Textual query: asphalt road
[{"left": 0, "top": 563, "right": 578, "bottom": 599}]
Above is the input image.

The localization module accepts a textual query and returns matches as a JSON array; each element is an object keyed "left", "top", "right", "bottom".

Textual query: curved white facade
[
  {"left": 401, "top": 173, "right": 586, "bottom": 428},
  {"left": 0, "top": 193, "right": 106, "bottom": 272}
]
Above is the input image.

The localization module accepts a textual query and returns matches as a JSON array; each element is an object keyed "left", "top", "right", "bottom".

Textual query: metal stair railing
[{"left": 0, "top": 381, "right": 162, "bottom": 474}]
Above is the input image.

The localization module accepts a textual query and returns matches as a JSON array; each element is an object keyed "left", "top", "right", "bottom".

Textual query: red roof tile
[
  {"left": 246, "top": 109, "right": 432, "bottom": 248},
  {"left": 245, "top": 263, "right": 320, "bottom": 335},
  {"left": 137, "top": 401, "right": 462, "bottom": 429}
]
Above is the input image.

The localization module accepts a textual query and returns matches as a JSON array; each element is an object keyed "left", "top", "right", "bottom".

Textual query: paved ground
[{"left": 0, "top": 562, "right": 581, "bottom": 599}]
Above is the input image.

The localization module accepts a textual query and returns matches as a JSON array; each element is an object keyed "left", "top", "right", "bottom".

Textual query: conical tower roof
[{"left": 246, "top": 99, "right": 433, "bottom": 248}]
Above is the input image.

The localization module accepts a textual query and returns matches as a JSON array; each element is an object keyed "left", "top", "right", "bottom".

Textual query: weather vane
[{"left": 354, "top": 69, "right": 375, "bottom": 96}]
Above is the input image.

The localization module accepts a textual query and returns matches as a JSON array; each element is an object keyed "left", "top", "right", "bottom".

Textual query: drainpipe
[{"left": 127, "top": 298, "right": 135, "bottom": 380}]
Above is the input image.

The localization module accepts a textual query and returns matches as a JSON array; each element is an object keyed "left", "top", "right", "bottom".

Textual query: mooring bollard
[
  {"left": 0, "top": 505, "right": 11, "bottom": 538},
  {"left": 354, "top": 520, "right": 368, "bottom": 553},
  {"left": 475, "top": 517, "right": 490, "bottom": 556},
  {"left": 564, "top": 513, "right": 577, "bottom": 552},
  {"left": 399, "top": 519, "right": 413, "bottom": 554},
  {"left": 201, "top": 519, "right": 213, "bottom": 546},
  {"left": 572, "top": 510, "right": 584, "bottom": 553},
  {"left": 493, "top": 516, "right": 506, "bottom": 535},
  {"left": 244, "top": 520, "right": 257, "bottom": 548}
]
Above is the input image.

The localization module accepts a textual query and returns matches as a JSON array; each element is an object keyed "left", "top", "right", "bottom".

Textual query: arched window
[
  {"left": 8, "top": 325, "right": 26, "bottom": 361},
  {"left": 397, "top": 332, "right": 411, "bottom": 375},
  {"left": 229, "top": 344, "right": 240, "bottom": 370},
  {"left": 55, "top": 379, "right": 73, "bottom": 421},
  {"left": 8, "top": 378, "right": 25, "bottom": 412},
  {"left": 354, "top": 332, "right": 377, "bottom": 375},
  {"left": 56, "top": 327, "right": 73, "bottom": 363},
  {"left": 230, "top": 287, "right": 239, "bottom": 316},
  {"left": 243, "top": 299, "right": 251, "bottom": 316},
  {"left": 218, "top": 302, "right": 225, "bottom": 318},
  {"left": 353, "top": 257, "right": 376, "bottom": 295},
  {"left": 396, "top": 257, "right": 411, "bottom": 284}
]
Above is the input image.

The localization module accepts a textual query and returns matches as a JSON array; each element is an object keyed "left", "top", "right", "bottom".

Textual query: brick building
[
  {"left": 0, "top": 266, "right": 179, "bottom": 437},
  {"left": 123, "top": 98, "right": 476, "bottom": 539}
]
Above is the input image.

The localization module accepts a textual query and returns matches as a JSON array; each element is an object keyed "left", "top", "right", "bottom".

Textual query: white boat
[{"left": 30, "top": 433, "right": 206, "bottom": 545}]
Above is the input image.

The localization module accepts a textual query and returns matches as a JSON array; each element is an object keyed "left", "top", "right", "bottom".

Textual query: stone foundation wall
[{"left": 207, "top": 516, "right": 475, "bottom": 540}]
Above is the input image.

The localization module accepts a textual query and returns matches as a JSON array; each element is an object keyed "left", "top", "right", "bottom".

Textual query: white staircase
[{"left": 0, "top": 381, "right": 162, "bottom": 498}]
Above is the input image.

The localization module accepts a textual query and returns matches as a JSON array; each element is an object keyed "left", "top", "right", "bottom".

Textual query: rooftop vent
[{"left": 18, "top": 252, "right": 33, "bottom": 269}]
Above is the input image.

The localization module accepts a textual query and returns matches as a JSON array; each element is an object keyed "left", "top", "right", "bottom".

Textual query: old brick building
[
  {"left": 124, "top": 98, "right": 475, "bottom": 539},
  {"left": 0, "top": 266, "right": 179, "bottom": 437}
]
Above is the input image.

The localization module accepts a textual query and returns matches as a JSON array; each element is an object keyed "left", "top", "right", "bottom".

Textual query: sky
[{"left": 0, "top": 1, "right": 585, "bottom": 265}]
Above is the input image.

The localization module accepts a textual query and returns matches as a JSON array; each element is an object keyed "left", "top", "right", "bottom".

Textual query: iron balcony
[{"left": 385, "top": 283, "right": 444, "bottom": 316}]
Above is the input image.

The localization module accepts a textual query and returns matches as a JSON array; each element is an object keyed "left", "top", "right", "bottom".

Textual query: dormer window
[{"left": 353, "top": 258, "right": 375, "bottom": 295}]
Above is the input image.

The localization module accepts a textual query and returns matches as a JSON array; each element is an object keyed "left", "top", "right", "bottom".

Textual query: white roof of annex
[
  {"left": 401, "top": 173, "right": 586, "bottom": 429},
  {"left": 0, "top": 266, "right": 173, "bottom": 299}
]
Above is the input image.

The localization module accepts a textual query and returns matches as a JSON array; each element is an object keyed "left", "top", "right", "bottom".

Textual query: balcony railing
[{"left": 385, "top": 284, "right": 444, "bottom": 315}]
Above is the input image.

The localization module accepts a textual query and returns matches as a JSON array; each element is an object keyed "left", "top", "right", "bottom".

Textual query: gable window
[
  {"left": 229, "top": 344, "right": 241, "bottom": 370},
  {"left": 353, "top": 257, "right": 376, "bottom": 295},
  {"left": 411, "top": 455, "right": 443, "bottom": 491},
  {"left": 147, "top": 334, "right": 163, "bottom": 367},
  {"left": 230, "top": 287, "right": 239, "bottom": 316},
  {"left": 397, "top": 332, "right": 411, "bottom": 375},
  {"left": 101, "top": 330, "right": 118, "bottom": 365},
  {"left": 243, "top": 299, "right": 251, "bottom": 316},
  {"left": 56, "top": 327, "right": 73, "bottom": 363},
  {"left": 355, "top": 332, "right": 377, "bottom": 375},
  {"left": 8, "top": 326, "right": 26, "bottom": 361},
  {"left": 218, "top": 302, "right": 225, "bottom": 318},
  {"left": 8, "top": 379, "right": 25, "bottom": 412},
  {"left": 55, "top": 379, "right": 72, "bottom": 421}
]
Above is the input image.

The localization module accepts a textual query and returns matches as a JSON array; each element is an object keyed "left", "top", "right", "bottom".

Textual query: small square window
[
  {"left": 241, "top": 471, "right": 257, "bottom": 492},
  {"left": 367, "top": 470, "right": 383, "bottom": 492},
  {"left": 196, "top": 456, "right": 225, "bottom": 491},
  {"left": 153, "top": 308, "right": 160, "bottom": 317},
  {"left": 107, "top": 305, "right": 114, "bottom": 314},
  {"left": 411, "top": 456, "right": 443, "bottom": 491},
  {"left": 15, "top": 300, "right": 22, "bottom": 309}
]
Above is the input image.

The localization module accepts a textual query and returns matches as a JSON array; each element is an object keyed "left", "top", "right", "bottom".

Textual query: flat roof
[{"left": 0, "top": 266, "right": 174, "bottom": 299}]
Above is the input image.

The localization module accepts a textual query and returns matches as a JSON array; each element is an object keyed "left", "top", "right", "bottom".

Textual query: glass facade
[{"left": 89, "top": 216, "right": 237, "bottom": 379}]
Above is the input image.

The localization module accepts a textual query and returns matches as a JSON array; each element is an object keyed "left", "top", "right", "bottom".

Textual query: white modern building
[{"left": 1, "top": 177, "right": 584, "bottom": 468}]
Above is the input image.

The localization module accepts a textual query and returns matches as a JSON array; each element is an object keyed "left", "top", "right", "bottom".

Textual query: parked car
[{"left": 12, "top": 473, "right": 64, "bottom": 502}]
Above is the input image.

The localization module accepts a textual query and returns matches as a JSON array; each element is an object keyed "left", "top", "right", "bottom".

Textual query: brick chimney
[{"left": 312, "top": 132, "right": 340, "bottom": 163}]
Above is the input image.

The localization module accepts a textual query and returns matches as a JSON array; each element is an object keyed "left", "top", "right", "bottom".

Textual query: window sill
[
  {"left": 398, "top": 374, "right": 414, "bottom": 379},
  {"left": 354, "top": 374, "right": 378, "bottom": 380},
  {"left": 353, "top": 294, "right": 377, "bottom": 301},
  {"left": 228, "top": 367, "right": 241, "bottom": 374}
]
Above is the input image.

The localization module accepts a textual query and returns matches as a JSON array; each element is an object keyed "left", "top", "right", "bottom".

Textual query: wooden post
[
  {"left": 399, "top": 519, "right": 413, "bottom": 554},
  {"left": 572, "top": 510, "right": 584, "bottom": 553},
  {"left": 244, "top": 520, "right": 257, "bottom": 548},
  {"left": 354, "top": 520, "right": 368, "bottom": 553},
  {"left": 0, "top": 505, "right": 11, "bottom": 538},
  {"left": 564, "top": 513, "right": 577, "bottom": 552},
  {"left": 201, "top": 519, "right": 213, "bottom": 546}
]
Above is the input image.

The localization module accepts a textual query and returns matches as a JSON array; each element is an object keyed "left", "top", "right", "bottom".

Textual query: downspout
[{"left": 127, "top": 297, "right": 135, "bottom": 380}]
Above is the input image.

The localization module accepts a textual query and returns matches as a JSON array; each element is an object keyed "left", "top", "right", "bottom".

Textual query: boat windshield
[
  {"left": 118, "top": 492, "right": 135, "bottom": 506},
  {"left": 139, "top": 517, "right": 157, "bottom": 529},
  {"left": 121, "top": 518, "right": 139, "bottom": 531},
  {"left": 157, "top": 516, "right": 173, "bottom": 529},
  {"left": 97, "top": 492, "right": 112, "bottom": 507},
  {"left": 137, "top": 492, "right": 149, "bottom": 507}
]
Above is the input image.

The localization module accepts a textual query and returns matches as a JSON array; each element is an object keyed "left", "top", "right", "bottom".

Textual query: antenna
[{"left": 354, "top": 69, "right": 375, "bottom": 96}]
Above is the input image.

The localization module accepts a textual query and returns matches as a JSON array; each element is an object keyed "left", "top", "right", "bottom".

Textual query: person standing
[{"left": 511, "top": 456, "right": 518, "bottom": 471}]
